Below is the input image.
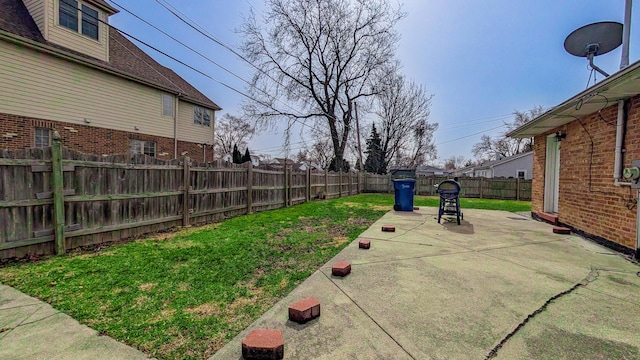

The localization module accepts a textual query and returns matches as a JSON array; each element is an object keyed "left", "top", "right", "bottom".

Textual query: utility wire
[
  {"left": 68, "top": 2, "right": 329, "bottom": 136},
  {"left": 435, "top": 124, "right": 507, "bottom": 146},
  {"left": 110, "top": 1, "right": 327, "bottom": 135}
]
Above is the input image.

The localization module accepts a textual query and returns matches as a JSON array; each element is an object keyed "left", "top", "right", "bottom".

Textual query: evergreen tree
[
  {"left": 364, "top": 124, "right": 384, "bottom": 174},
  {"left": 232, "top": 144, "right": 242, "bottom": 164},
  {"left": 242, "top": 148, "right": 252, "bottom": 163}
]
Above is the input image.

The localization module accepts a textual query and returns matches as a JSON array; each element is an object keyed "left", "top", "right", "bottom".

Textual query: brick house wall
[
  {"left": 532, "top": 95, "right": 640, "bottom": 250},
  {"left": 0, "top": 113, "right": 214, "bottom": 163}
]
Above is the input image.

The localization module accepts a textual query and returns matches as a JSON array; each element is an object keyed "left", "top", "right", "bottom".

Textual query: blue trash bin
[{"left": 392, "top": 179, "right": 416, "bottom": 211}]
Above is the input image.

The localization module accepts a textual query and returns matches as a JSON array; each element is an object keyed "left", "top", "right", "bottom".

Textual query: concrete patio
[
  {"left": 212, "top": 207, "right": 640, "bottom": 359},
  {"left": 0, "top": 285, "right": 151, "bottom": 359}
]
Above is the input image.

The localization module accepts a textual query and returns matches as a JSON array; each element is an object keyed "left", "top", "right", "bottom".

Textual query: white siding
[
  {"left": 22, "top": 0, "right": 47, "bottom": 36},
  {"left": 492, "top": 153, "right": 533, "bottom": 179},
  {"left": 0, "top": 41, "right": 175, "bottom": 138},
  {"left": 177, "top": 101, "right": 215, "bottom": 144},
  {"left": 46, "top": 0, "right": 109, "bottom": 61}
]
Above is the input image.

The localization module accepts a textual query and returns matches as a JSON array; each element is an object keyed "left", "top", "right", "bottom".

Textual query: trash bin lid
[{"left": 392, "top": 179, "right": 416, "bottom": 183}]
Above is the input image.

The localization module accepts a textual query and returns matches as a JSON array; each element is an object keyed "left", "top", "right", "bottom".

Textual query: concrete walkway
[
  {"left": 212, "top": 208, "right": 640, "bottom": 360},
  {"left": 0, "top": 285, "right": 151, "bottom": 359}
]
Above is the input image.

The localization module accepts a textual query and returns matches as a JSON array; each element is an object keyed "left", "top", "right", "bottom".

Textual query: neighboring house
[
  {"left": 416, "top": 165, "right": 449, "bottom": 177},
  {"left": 472, "top": 152, "right": 533, "bottom": 179},
  {"left": 450, "top": 165, "right": 475, "bottom": 178},
  {"left": 508, "top": 60, "right": 640, "bottom": 258},
  {"left": 0, "top": 0, "right": 221, "bottom": 162}
]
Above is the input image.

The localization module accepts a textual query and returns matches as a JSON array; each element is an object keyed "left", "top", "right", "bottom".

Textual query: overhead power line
[
  {"left": 435, "top": 124, "right": 507, "bottom": 146},
  {"left": 67, "top": 2, "right": 330, "bottom": 136},
  {"left": 109, "top": 1, "right": 328, "bottom": 135}
]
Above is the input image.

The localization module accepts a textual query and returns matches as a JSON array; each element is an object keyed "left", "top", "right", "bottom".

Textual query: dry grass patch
[
  {"left": 323, "top": 236, "right": 350, "bottom": 247},
  {"left": 185, "top": 302, "right": 222, "bottom": 319},
  {"left": 139, "top": 283, "right": 156, "bottom": 291}
]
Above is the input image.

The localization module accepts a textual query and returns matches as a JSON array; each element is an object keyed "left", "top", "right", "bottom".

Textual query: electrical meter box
[{"left": 623, "top": 160, "right": 640, "bottom": 188}]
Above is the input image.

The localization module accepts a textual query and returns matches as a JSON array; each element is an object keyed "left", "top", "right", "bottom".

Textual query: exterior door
[{"left": 544, "top": 135, "right": 560, "bottom": 213}]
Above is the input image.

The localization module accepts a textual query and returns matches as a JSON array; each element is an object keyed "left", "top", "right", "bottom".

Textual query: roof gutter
[
  {"left": 507, "top": 59, "right": 640, "bottom": 138},
  {"left": 0, "top": 30, "right": 220, "bottom": 111}
]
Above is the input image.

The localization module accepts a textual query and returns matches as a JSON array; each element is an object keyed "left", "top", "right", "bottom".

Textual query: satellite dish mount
[{"left": 564, "top": 22, "right": 623, "bottom": 78}]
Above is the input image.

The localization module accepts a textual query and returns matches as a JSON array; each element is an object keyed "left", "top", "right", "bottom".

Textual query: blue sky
[{"left": 109, "top": 0, "right": 639, "bottom": 164}]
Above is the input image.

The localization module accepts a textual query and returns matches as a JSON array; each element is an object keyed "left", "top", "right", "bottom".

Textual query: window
[
  {"left": 59, "top": 0, "right": 78, "bottom": 31},
  {"left": 162, "top": 93, "right": 173, "bottom": 117},
  {"left": 59, "top": 0, "right": 99, "bottom": 40},
  {"left": 35, "top": 128, "right": 51, "bottom": 148},
  {"left": 130, "top": 140, "right": 156, "bottom": 157},
  {"left": 517, "top": 170, "right": 527, "bottom": 179},
  {"left": 193, "top": 106, "right": 211, "bottom": 127},
  {"left": 81, "top": 5, "right": 98, "bottom": 40}
]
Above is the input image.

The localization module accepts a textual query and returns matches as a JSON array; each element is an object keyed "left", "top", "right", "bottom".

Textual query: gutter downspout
[
  {"left": 614, "top": 100, "right": 631, "bottom": 186},
  {"left": 615, "top": 1, "right": 633, "bottom": 186}
]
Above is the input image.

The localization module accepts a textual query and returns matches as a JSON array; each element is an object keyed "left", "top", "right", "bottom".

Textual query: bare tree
[
  {"left": 298, "top": 136, "right": 333, "bottom": 170},
  {"left": 443, "top": 155, "right": 466, "bottom": 170},
  {"left": 214, "top": 114, "right": 256, "bottom": 158},
  {"left": 374, "top": 74, "right": 437, "bottom": 170},
  {"left": 472, "top": 106, "right": 545, "bottom": 161},
  {"left": 241, "top": 0, "right": 404, "bottom": 171}
]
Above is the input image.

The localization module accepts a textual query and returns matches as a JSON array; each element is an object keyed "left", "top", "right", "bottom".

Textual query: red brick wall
[
  {"left": 0, "top": 113, "right": 214, "bottom": 162},
  {"left": 532, "top": 95, "right": 640, "bottom": 249}
]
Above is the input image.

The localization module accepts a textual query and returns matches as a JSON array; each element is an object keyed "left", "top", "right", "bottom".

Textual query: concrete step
[{"left": 537, "top": 212, "right": 558, "bottom": 225}]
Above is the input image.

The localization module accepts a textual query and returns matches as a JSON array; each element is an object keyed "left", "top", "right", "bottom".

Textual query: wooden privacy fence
[
  {"left": 363, "top": 174, "right": 532, "bottom": 201},
  {"left": 0, "top": 137, "right": 362, "bottom": 259}
]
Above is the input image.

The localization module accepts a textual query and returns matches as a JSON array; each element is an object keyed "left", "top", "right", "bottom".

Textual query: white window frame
[
  {"left": 193, "top": 106, "right": 211, "bottom": 127},
  {"left": 516, "top": 169, "right": 527, "bottom": 179},
  {"left": 58, "top": 0, "right": 100, "bottom": 41},
  {"left": 130, "top": 139, "right": 157, "bottom": 157},
  {"left": 162, "top": 93, "right": 174, "bottom": 117},
  {"left": 35, "top": 128, "right": 51, "bottom": 148}
]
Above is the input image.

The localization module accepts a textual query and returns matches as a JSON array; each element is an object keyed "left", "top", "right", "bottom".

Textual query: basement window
[
  {"left": 35, "top": 128, "right": 51, "bottom": 148},
  {"left": 130, "top": 140, "right": 156, "bottom": 157}
]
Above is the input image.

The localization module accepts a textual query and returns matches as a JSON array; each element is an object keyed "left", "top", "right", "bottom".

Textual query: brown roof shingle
[{"left": 0, "top": 0, "right": 221, "bottom": 110}]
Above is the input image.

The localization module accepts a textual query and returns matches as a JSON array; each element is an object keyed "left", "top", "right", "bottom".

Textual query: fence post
[
  {"left": 182, "top": 156, "right": 190, "bottom": 227},
  {"left": 324, "top": 168, "right": 329, "bottom": 197},
  {"left": 289, "top": 166, "right": 293, "bottom": 206},
  {"left": 284, "top": 165, "right": 288, "bottom": 207},
  {"left": 247, "top": 164, "right": 253, "bottom": 213},
  {"left": 516, "top": 177, "right": 520, "bottom": 201},
  {"left": 51, "top": 132, "right": 66, "bottom": 255},
  {"left": 306, "top": 167, "right": 311, "bottom": 202},
  {"left": 339, "top": 170, "right": 343, "bottom": 197},
  {"left": 347, "top": 171, "right": 352, "bottom": 196},
  {"left": 388, "top": 173, "right": 392, "bottom": 193},
  {"left": 363, "top": 172, "right": 367, "bottom": 193},
  {"left": 479, "top": 177, "right": 484, "bottom": 199}
]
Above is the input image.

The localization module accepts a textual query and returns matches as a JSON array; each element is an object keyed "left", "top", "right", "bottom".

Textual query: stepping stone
[
  {"left": 288, "top": 297, "right": 320, "bottom": 323},
  {"left": 332, "top": 261, "right": 351, "bottom": 277},
  {"left": 242, "top": 329, "right": 284, "bottom": 360},
  {"left": 382, "top": 225, "right": 396, "bottom": 232},
  {"left": 359, "top": 239, "right": 371, "bottom": 249},
  {"left": 553, "top": 226, "right": 571, "bottom": 235}
]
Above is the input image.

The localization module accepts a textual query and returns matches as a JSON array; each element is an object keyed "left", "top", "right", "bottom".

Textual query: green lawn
[
  {"left": 0, "top": 194, "right": 530, "bottom": 359},
  {"left": 357, "top": 193, "right": 532, "bottom": 212}
]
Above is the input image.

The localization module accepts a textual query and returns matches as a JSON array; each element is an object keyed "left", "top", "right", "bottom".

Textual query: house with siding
[
  {"left": 472, "top": 152, "right": 533, "bottom": 180},
  {"left": 0, "top": 0, "right": 221, "bottom": 162},
  {"left": 508, "top": 60, "right": 640, "bottom": 259}
]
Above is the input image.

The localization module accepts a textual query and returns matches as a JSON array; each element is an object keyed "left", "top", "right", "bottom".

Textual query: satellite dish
[{"left": 564, "top": 21, "right": 623, "bottom": 77}]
